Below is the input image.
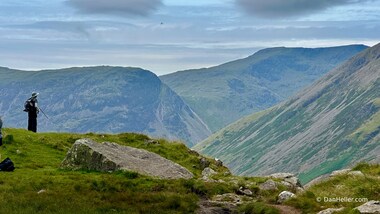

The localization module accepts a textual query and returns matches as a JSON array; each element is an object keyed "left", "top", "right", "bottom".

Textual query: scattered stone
[
  {"left": 269, "top": 173, "right": 294, "bottom": 179},
  {"left": 188, "top": 149, "right": 200, "bottom": 156},
  {"left": 277, "top": 191, "right": 296, "bottom": 203},
  {"left": 348, "top": 171, "right": 365, "bottom": 177},
  {"left": 317, "top": 207, "right": 345, "bottom": 214},
  {"left": 215, "top": 158, "right": 223, "bottom": 167},
  {"left": 281, "top": 181, "right": 294, "bottom": 189},
  {"left": 223, "top": 171, "right": 231, "bottom": 176},
  {"left": 355, "top": 201, "right": 380, "bottom": 214},
  {"left": 330, "top": 169, "right": 352, "bottom": 177},
  {"left": 259, "top": 179, "right": 278, "bottom": 191},
  {"left": 144, "top": 139, "right": 159, "bottom": 145},
  {"left": 268, "top": 172, "right": 303, "bottom": 189},
  {"left": 296, "top": 187, "right": 305, "bottom": 193},
  {"left": 37, "top": 189, "right": 46, "bottom": 194},
  {"left": 200, "top": 157, "right": 211, "bottom": 170},
  {"left": 237, "top": 186, "right": 253, "bottom": 196},
  {"left": 201, "top": 167, "right": 219, "bottom": 182},
  {"left": 61, "top": 139, "right": 194, "bottom": 179},
  {"left": 329, "top": 169, "right": 365, "bottom": 178},
  {"left": 284, "top": 176, "right": 302, "bottom": 188},
  {"left": 212, "top": 193, "right": 243, "bottom": 204},
  {"left": 202, "top": 167, "right": 217, "bottom": 179}
]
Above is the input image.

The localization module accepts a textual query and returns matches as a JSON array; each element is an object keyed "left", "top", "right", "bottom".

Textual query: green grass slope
[
  {"left": 0, "top": 128, "right": 377, "bottom": 213},
  {"left": 195, "top": 43, "right": 380, "bottom": 184},
  {"left": 288, "top": 163, "right": 380, "bottom": 214},
  {"left": 0, "top": 128, "right": 217, "bottom": 213},
  {"left": 161, "top": 45, "right": 368, "bottom": 132},
  {"left": 0, "top": 128, "right": 283, "bottom": 214}
]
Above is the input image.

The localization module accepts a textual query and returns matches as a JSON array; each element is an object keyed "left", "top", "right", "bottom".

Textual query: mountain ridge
[
  {"left": 194, "top": 43, "right": 380, "bottom": 183},
  {"left": 0, "top": 66, "right": 211, "bottom": 146},
  {"left": 161, "top": 44, "right": 368, "bottom": 132}
]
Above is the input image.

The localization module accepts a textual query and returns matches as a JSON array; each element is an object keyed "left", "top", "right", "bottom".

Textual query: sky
[{"left": 0, "top": 0, "right": 379, "bottom": 75}]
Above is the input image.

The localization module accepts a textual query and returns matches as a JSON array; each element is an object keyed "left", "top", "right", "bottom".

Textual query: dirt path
[{"left": 271, "top": 205, "right": 302, "bottom": 214}]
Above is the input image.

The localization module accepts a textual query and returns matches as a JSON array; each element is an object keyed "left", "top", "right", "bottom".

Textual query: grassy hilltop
[
  {"left": 0, "top": 128, "right": 272, "bottom": 214},
  {"left": 0, "top": 128, "right": 378, "bottom": 214}
]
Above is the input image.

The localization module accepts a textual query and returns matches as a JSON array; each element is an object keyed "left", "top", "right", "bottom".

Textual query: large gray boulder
[{"left": 61, "top": 139, "right": 194, "bottom": 179}]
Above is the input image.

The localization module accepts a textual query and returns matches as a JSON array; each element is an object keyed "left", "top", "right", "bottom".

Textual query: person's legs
[
  {"left": 28, "top": 116, "right": 37, "bottom": 132},
  {"left": 28, "top": 116, "right": 32, "bottom": 131}
]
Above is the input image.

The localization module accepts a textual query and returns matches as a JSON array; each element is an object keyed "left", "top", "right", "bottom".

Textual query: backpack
[
  {"left": 0, "top": 157, "right": 15, "bottom": 172},
  {"left": 24, "top": 99, "right": 32, "bottom": 112}
]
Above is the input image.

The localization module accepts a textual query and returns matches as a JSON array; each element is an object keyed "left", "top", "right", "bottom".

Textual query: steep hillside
[
  {"left": 161, "top": 45, "right": 368, "bottom": 132},
  {"left": 0, "top": 66, "right": 211, "bottom": 146},
  {"left": 195, "top": 43, "right": 380, "bottom": 183}
]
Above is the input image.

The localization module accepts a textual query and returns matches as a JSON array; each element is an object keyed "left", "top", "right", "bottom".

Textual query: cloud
[
  {"left": 66, "top": 0, "right": 163, "bottom": 17},
  {"left": 235, "top": 0, "right": 371, "bottom": 18}
]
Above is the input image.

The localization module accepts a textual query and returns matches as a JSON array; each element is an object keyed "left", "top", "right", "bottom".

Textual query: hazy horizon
[{"left": 0, "top": 0, "right": 379, "bottom": 75}]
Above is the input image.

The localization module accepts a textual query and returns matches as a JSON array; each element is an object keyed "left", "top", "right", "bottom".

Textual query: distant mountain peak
[
  {"left": 0, "top": 66, "right": 210, "bottom": 146},
  {"left": 161, "top": 44, "right": 368, "bottom": 132},
  {"left": 195, "top": 42, "right": 380, "bottom": 183}
]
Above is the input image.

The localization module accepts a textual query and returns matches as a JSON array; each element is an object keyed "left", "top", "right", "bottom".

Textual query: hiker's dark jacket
[{"left": 28, "top": 98, "right": 39, "bottom": 118}]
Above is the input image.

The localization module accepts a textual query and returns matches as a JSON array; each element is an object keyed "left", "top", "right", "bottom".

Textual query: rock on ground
[
  {"left": 202, "top": 167, "right": 217, "bottom": 182},
  {"left": 259, "top": 179, "right": 278, "bottom": 191},
  {"left": 317, "top": 208, "right": 345, "bottom": 214},
  {"left": 277, "top": 191, "right": 296, "bottom": 203},
  {"left": 267, "top": 173, "right": 303, "bottom": 191},
  {"left": 61, "top": 139, "right": 194, "bottom": 179},
  {"left": 330, "top": 169, "right": 365, "bottom": 177},
  {"left": 355, "top": 201, "right": 380, "bottom": 214},
  {"left": 237, "top": 187, "right": 253, "bottom": 196}
]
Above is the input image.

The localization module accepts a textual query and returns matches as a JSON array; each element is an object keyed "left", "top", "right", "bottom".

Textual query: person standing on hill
[{"left": 24, "top": 92, "right": 39, "bottom": 132}]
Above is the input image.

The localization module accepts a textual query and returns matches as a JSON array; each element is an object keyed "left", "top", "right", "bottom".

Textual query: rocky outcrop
[
  {"left": 267, "top": 173, "right": 303, "bottom": 192},
  {"left": 61, "top": 139, "right": 194, "bottom": 179},
  {"left": 306, "top": 169, "right": 365, "bottom": 189},
  {"left": 355, "top": 201, "right": 380, "bottom": 214}
]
